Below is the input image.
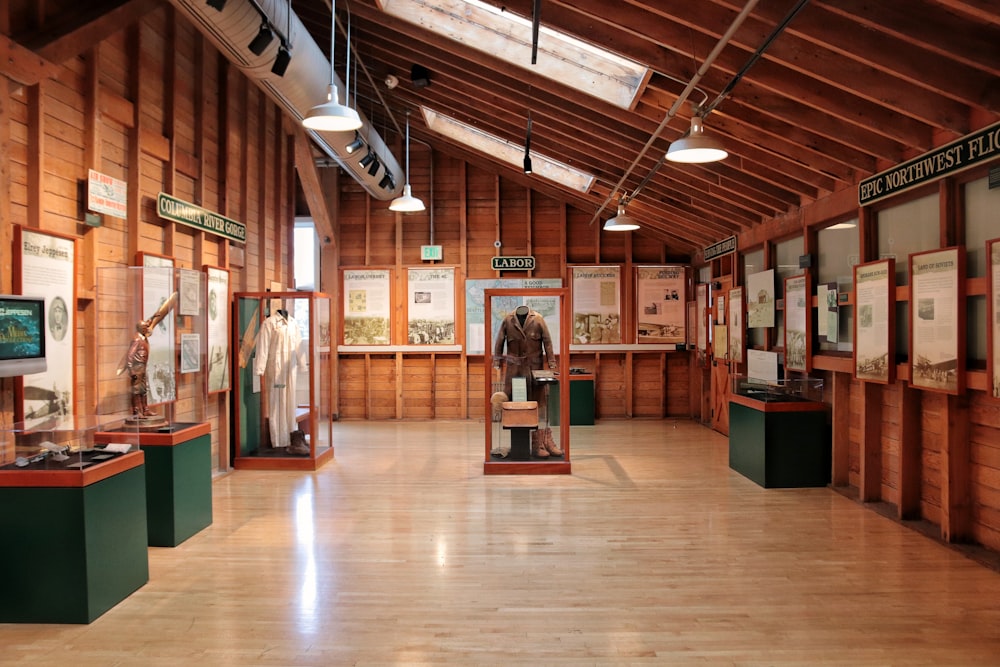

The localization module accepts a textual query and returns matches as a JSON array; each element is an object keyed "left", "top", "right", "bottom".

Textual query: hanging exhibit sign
[
  {"left": 139, "top": 253, "right": 177, "bottom": 406},
  {"left": 406, "top": 268, "right": 456, "bottom": 344},
  {"left": 858, "top": 121, "right": 1000, "bottom": 206},
  {"left": 491, "top": 256, "right": 536, "bottom": 271},
  {"left": 571, "top": 266, "right": 621, "bottom": 344},
  {"left": 156, "top": 193, "right": 247, "bottom": 243},
  {"left": 342, "top": 269, "right": 392, "bottom": 345},
  {"left": 205, "top": 266, "right": 230, "bottom": 393},
  {"left": 636, "top": 266, "right": 686, "bottom": 344},
  {"left": 703, "top": 235, "right": 737, "bottom": 262},
  {"left": 853, "top": 258, "right": 895, "bottom": 384},
  {"left": 909, "top": 247, "right": 965, "bottom": 395},
  {"left": 87, "top": 169, "right": 127, "bottom": 220}
]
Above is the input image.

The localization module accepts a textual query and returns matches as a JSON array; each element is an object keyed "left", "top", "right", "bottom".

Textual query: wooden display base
[
  {"left": 234, "top": 445, "right": 334, "bottom": 471},
  {"left": 484, "top": 459, "right": 571, "bottom": 475}
]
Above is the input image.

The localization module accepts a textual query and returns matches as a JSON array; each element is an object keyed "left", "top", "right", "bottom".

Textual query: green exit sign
[{"left": 421, "top": 245, "right": 443, "bottom": 261}]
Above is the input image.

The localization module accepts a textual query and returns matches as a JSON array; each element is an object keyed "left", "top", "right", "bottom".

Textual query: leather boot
[
  {"left": 531, "top": 430, "right": 549, "bottom": 458},
  {"left": 543, "top": 428, "right": 563, "bottom": 456}
]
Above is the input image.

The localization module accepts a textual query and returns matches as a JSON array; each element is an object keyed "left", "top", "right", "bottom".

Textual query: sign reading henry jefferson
[
  {"left": 859, "top": 121, "right": 1000, "bottom": 206},
  {"left": 156, "top": 193, "right": 247, "bottom": 243}
]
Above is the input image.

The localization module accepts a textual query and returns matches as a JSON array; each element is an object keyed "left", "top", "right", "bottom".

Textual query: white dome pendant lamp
[
  {"left": 390, "top": 112, "right": 425, "bottom": 212},
  {"left": 303, "top": 0, "right": 362, "bottom": 132}
]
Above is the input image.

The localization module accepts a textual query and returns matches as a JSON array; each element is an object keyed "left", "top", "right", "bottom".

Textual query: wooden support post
[
  {"left": 897, "top": 382, "right": 922, "bottom": 519},
  {"left": 941, "top": 394, "right": 972, "bottom": 542},
  {"left": 858, "top": 382, "right": 882, "bottom": 502},
  {"left": 830, "top": 371, "right": 851, "bottom": 487}
]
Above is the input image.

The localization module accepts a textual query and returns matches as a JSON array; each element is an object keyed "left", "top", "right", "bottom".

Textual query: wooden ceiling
[
  {"left": 10, "top": 0, "right": 1000, "bottom": 256},
  {"left": 293, "top": 0, "right": 999, "bottom": 255}
]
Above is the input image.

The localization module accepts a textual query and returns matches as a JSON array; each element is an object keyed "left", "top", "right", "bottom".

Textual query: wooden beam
[
  {"left": 830, "top": 371, "right": 851, "bottom": 488},
  {"left": 897, "top": 381, "right": 922, "bottom": 519},
  {"left": 941, "top": 394, "right": 972, "bottom": 542},
  {"left": 858, "top": 382, "right": 882, "bottom": 502},
  {"left": 0, "top": 34, "right": 60, "bottom": 87},
  {"left": 32, "top": 0, "right": 162, "bottom": 67},
  {"left": 293, "top": 131, "right": 336, "bottom": 247}
]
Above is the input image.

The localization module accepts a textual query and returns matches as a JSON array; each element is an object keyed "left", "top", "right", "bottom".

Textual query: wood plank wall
[
  {"left": 336, "top": 151, "right": 691, "bottom": 421},
  {"left": 1, "top": 4, "right": 294, "bottom": 471}
]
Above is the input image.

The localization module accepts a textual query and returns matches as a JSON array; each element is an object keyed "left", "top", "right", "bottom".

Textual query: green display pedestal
[
  {"left": 0, "top": 454, "right": 149, "bottom": 623},
  {"left": 549, "top": 375, "right": 595, "bottom": 426},
  {"left": 728, "top": 397, "right": 830, "bottom": 488},
  {"left": 98, "top": 422, "right": 213, "bottom": 547}
]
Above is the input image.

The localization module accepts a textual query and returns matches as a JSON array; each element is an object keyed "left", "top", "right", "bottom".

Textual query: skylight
[
  {"left": 422, "top": 107, "right": 595, "bottom": 193},
  {"left": 377, "top": 0, "right": 650, "bottom": 110}
]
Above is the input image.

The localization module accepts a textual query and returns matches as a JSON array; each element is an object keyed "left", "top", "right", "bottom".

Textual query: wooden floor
[{"left": 4, "top": 419, "right": 1000, "bottom": 665}]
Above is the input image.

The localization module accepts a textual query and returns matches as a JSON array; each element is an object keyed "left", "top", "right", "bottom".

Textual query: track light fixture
[
  {"left": 303, "top": 0, "right": 361, "bottom": 131},
  {"left": 248, "top": 22, "right": 274, "bottom": 56},
  {"left": 271, "top": 44, "right": 291, "bottom": 76},
  {"left": 390, "top": 112, "right": 426, "bottom": 213},
  {"left": 666, "top": 114, "right": 728, "bottom": 163},
  {"left": 367, "top": 156, "right": 381, "bottom": 176},
  {"left": 379, "top": 172, "right": 396, "bottom": 191},
  {"left": 207, "top": 0, "right": 226, "bottom": 10},
  {"left": 359, "top": 149, "right": 376, "bottom": 168},
  {"left": 345, "top": 132, "right": 365, "bottom": 154},
  {"left": 603, "top": 198, "right": 640, "bottom": 231}
]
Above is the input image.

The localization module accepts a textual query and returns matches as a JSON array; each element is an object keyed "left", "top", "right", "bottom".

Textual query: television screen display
[{"left": 0, "top": 295, "right": 47, "bottom": 377}]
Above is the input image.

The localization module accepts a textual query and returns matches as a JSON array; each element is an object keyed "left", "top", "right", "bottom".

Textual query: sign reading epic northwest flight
[
  {"left": 859, "top": 121, "right": 1000, "bottom": 206},
  {"left": 156, "top": 193, "right": 247, "bottom": 243},
  {"left": 491, "top": 255, "right": 536, "bottom": 271}
]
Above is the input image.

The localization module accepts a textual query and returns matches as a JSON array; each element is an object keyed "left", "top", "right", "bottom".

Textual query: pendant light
[
  {"left": 666, "top": 114, "right": 728, "bottom": 164},
  {"left": 603, "top": 197, "right": 640, "bottom": 231},
  {"left": 303, "top": 0, "right": 361, "bottom": 132},
  {"left": 390, "top": 112, "right": 425, "bottom": 212}
]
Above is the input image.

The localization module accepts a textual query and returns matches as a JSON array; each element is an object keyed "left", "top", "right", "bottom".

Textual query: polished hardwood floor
[{"left": 4, "top": 419, "right": 1000, "bottom": 665}]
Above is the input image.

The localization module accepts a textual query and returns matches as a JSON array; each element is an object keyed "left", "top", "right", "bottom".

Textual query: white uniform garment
[{"left": 254, "top": 312, "right": 303, "bottom": 448}]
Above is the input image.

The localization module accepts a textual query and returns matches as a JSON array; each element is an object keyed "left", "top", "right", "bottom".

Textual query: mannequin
[
  {"left": 493, "top": 305, "right": 562, "bottom": 458},
  {"left": 254, "top": 308, "right": 309, "bottom": 455}
]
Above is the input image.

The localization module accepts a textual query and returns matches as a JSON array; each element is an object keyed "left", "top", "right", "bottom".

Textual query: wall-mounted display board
[
  {"left": 988, "top": 239, "right": 1000, "bottom": 400},
  {"left": 406, "top": 267, "right": 456, "bottom": 344},
  {"left": 853, "top": 259, "right": 896, "bottom": 384},
  {"left": 695, "top": 284, "right": 708, "bottom": 366},
  {"left": 342, "top": 268, "right": 392, "bottom": 345},
  {"left": 138, "top": 253, "right": 177, "bottom": 407},
  {"left": 571, "top": 266, "right": 621, "bottom": 344},
  {"left": 909, "top": 247, "right": 966, "bottom": 394},
  {"left": 728, "top": 286, "right": 745, "bottom": 365},
  {"left": 746, "top": 269, "right": 776, "bottom": 329},
  {"left": 635, "top": 266, "right": 686, "bottom": 344},
  {"left": 204, "top": 266, "right": 230, "bottom": 393},
  {"left": 13, "top": 227, "right": 77, "bottom": 423},
  {"left": 465, "top": 278, "right": 562, "bottom": 355},
  {"left": 783, "top": 274, "right": 811, "bottom": 373}
]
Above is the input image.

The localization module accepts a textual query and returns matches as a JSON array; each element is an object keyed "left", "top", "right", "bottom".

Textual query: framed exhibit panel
[
  {"left": 783, "top": 274, "right": 811, "bottom": 373},
  {"left": 465, "top": 278, "right": 562, "bottom": 354},
  {"left": 484, "top": 288, "right": 570, "bottom": 476},
  {"left": 696, "top": 283, "right": 708, "bottom": 366},
  {"left": 406, "top": 267, "right": 456, "bottom": 344},
  {"left": 853, "top": 259, "right": 896, "bottom": 384},
  {"left": 137, "top": 253, "right": 178, "bottom": 407},
  {"left": 909, "top": 247, "right": 966, "bottom": 394},
  {"left": 571, "top": 266, "right": 621, "bottom": 344},
  {"left": 988, "top": 238, "right": 1000, "bottom": 400},
  {"left": 232, "top": 291, "right": 333, "bottom": 471},
  {"left": 12, "top": 226, "right": 77, "bottom": 423},
  {"left": 728, "top": 286, "right": 745, "bottom": 365},
  {"left": 204, "top": 266, "right": 230, "bottom": 393},
  {"left": 342, "top": 268, "right": 392, "bottom": 345},
  {"left": 747, "top": 269, "right": 776, "bottom": 329},
  {"left": 635, "top": 266, "right": 686, "bottom": 344}
]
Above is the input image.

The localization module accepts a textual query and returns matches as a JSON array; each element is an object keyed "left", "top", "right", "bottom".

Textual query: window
[{"left": 294, "top": 219, "right": 319, "bottom": 291}]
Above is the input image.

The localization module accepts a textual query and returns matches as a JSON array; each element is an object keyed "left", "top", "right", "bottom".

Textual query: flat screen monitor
[{"left": 0, "top": 295, "right": 47, "bottom": 377}]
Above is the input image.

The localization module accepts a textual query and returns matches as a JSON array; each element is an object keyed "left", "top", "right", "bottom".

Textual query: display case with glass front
[
  {"left": 0, "top": 413, "right": 142, "bottom": 477},
  {"left": 731, "top": 375, "right": 824, "bottom": 404},
  {"left": 233, "top": 291, "right": 333, "bottom": 470},
  {"left": 484, "top": 287, "right": 571, "bottom": 475}
]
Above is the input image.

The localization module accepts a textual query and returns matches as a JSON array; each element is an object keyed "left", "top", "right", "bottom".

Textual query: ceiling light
[
  {"left": 367, "top": 156, "right": 381, "bottom": 176},
  {"left": 207, "top": 0, "right": 226, "bottom": 10},
  {"left": 345, "top": 132, "right": 365, "bottom": 154},
  {"left": 666, "top": 115, "right": 728, "bottom": 164},
  {"left": 379, "top": 173, "right": 396, "bottom": 191},
  {"left": 826, "top": 220, "right": 858, "bottom": 230},
  {"left": 248, "top": 22, "right": 274, "bottom": 56},
  {"left": 303, "top": 0, "right": 361, "bottom": 132},
  {"left": 523, "top": 112, "right": 532, "bottom": 174},
  {"left": 390, "top": 112, "right": 426, "bottom": 213},
  {"left": 603, "top": 201, "right": 640, "bottom": 231},
  {"left": 359, "top": 149, "right": 376, "bottom": 168},
  {"left": 271, "top": 44, "right": 291, "bottom": 76},
  {"left": 523, "top": 155, "right": 532, "bottom": 174}
]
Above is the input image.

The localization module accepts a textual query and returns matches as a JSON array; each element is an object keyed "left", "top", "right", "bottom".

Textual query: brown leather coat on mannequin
[{"left": 493, "top": 307, "right": 556, "bottom": 398}]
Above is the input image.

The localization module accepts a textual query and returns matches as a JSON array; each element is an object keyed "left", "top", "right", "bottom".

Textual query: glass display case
[
  {"left": 731, "top": 375, "right": 824, "bottom": 403},
  {"left": 96, "top": 265, "right": 209, "bottom": 426},
  {"left": 0, "top": 414, "right": 141, "bottom": 474},
  {"left": 484, "top": 287, "right": 571, "bottom": 475},
  {"left": 233, "top": 291, "right": 333, "bottom": 470}
]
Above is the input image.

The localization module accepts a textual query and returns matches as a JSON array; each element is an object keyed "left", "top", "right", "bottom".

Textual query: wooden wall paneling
[
  {"left": 830, "top": 371, "right": 851, "bottom": 487},
  {"left": 880, "top": 383, "right": 900, "bottom": 506},
  {"left": 919, "top": 392, "right": 944, "bottom": 525},
  {"left": 625, "top": 352, "right": 634, "bottom": 418},
  {"left": 82, "top": 46, "right": 100, "bottom": 414},
  {"left": 163, "top": 6, "right": 176, "bottom": 198},
  {"left": 859, "top": 382, "right": 883, "bottom": 502},
  {"left": 897, "top": 381, "right": 922, "bottom": 519},
  {"left": 970, "top": 395, "right": 1000, "bottom": 551},
  {"left": 395, "top": 353, "right": 405, "bottom": 419},
  {"left": 126, "top": 23, "right": 141, "bottom": 262},
  {"left": 27, "top": 81, "right": 42, "bottom": 230},
  {"left": 942, "top": 394, "right": 972, "bottom": 542}
]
